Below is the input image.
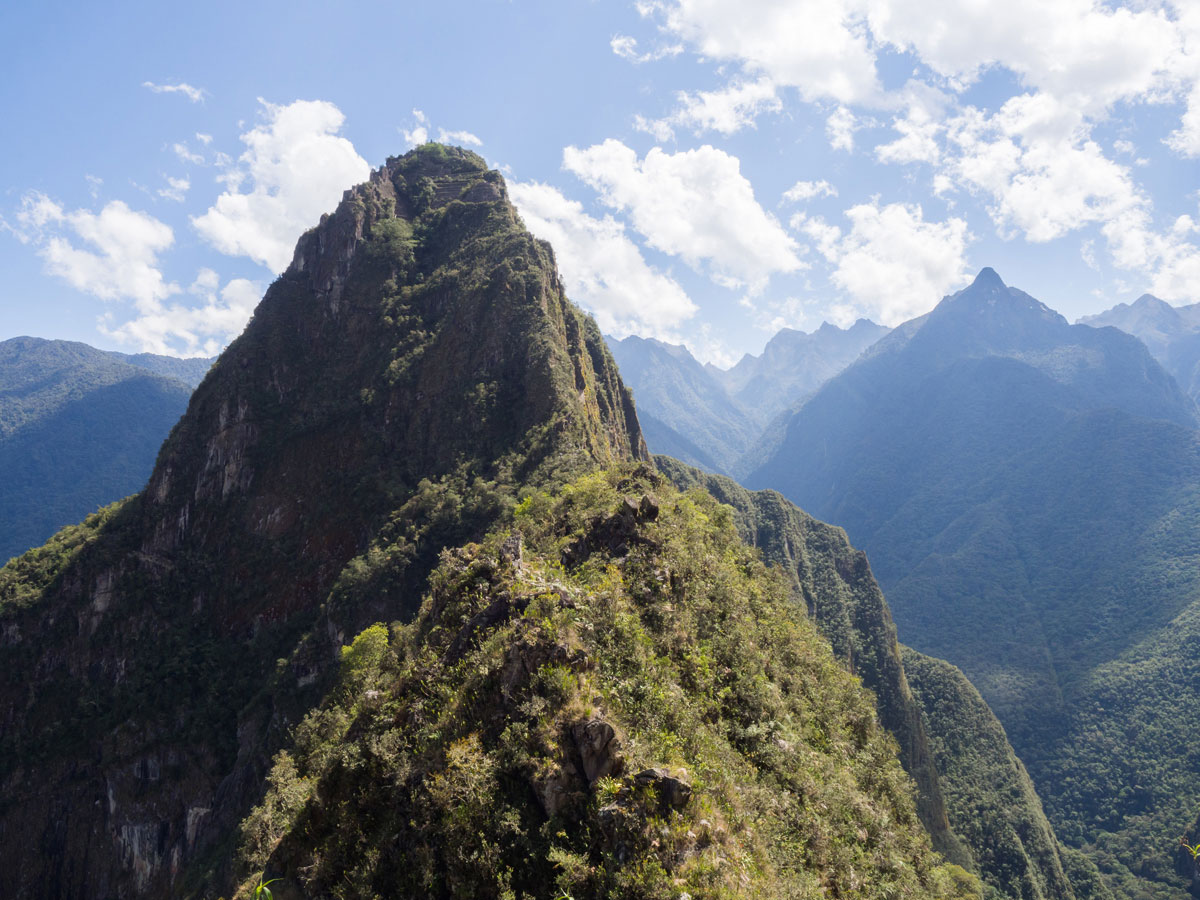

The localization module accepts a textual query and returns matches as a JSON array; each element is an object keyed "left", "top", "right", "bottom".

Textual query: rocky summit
[{"left": 0, "top": 145, "right": 646, "bottom": 898}]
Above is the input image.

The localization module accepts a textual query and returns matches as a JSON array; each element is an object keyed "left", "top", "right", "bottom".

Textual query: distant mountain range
[
  {"left": 1082, "top": 293, "right": 1200, "bottom": 403},
  {"left": 745, "top": 267, "right": 1200, "bottom": 898},
  {"left": 713, "top": 318, "right": 891, "bottom": 423},
  {"left": 607, "top": 318, "right": 888, "bottom": 476},
  {"left": 0, "top": 337, "right": 212, "bottom": 563}
]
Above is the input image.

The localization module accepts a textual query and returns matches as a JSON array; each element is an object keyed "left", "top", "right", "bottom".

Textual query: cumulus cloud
[
  {"left": 783, "top": 180, "right": 837, "bottom": 203},
  {"left": 103, "top": 269, "right": 263, "bottom": 356},
  {"left": 1102, "top": 207, "right": 1200, "bottom": 303},
  {"left": 868, "top": 0, "right": 1180, "bottom": 116},
  {"left": 563, "top": 140, "right": 802, "bottom": 292},
  {"left": 9, "top": 190, "right": 264, "bottom": 355},
  {"left": 643, "top": 0, "right": 1186, "bottom": 119},
  {"left": 509, "top": 180, "right": 696, "bottom": 338},
  {"left": 648, "top": 0, "right": 882, "bottom": 105},
  {"left": 143, "top": 81, "right": 206, "bottom": 103},
  {"left": 401, "top": 110, "right": 483, "bottom": 149},
  {"left": 635, "top": 0, "right": 1200, "bottom": 299},
  {"left": 876, "top": 83, "right": 948, "bottom": 164},
  {"left": 635, "top": 78, "right": 781, "bottom": 139},
  {"left": 826, "top": 106, "right": 859, "bottom": 151},
  {"left": 16, "top": 193, "right": 178, "bottom": 309},
  {"left": 944, "top": 96, "right": 1143, "bottom": 242},
  {"left": 799, "top": 201, "right": 971, "bottom": 325},
  {"left": 192, "top": 99, "right": 370, "bottom": 273},
  {"left": 402, "top": 108, "right": 429, "bottom": 146}
]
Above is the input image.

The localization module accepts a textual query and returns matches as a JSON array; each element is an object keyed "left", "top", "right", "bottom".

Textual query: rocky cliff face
[{"left": 0, "top": 145, "right": 647, "bottom": 898}]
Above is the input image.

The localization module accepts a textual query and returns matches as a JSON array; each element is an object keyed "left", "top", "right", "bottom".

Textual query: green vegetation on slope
[
  {"left": 902, "top": 648, "right": 1112, "bottom": 900},
  {"left": 234, "top": 466, "right": 966, "bottom": 900},
  {"left": 653, "top": 456, "right": 967, "bottom": 866}
]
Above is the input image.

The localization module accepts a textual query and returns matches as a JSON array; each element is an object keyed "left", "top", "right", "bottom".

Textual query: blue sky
[{"left": 3, "top": 0, "right": 1199, "bottom": 365}]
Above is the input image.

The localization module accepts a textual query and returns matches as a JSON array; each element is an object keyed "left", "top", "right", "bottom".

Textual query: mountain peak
[
  {"left": 0, "top": 145, "right": 651, "bottom": 897},
  {"left": 971, "top": 266, "right": 1006, "bottom": 290}
]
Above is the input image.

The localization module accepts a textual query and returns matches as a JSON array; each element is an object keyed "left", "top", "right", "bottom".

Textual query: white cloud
[
  {"left": 16, "top": 193, "right": 178, "bottom": 309},
  {"left": 196, "top": 132, "right": 213, "bottom": 145},
  {"left": 783, "top": 180, "right": 837, "bottom": 203},
  {"left": 143, "top": 81, "right": 206, "bottom": 103},
  {"left": 402, "top": 108, "right": 430, "bottom": 146},
  {"left": 10, "top": 191, "right": 263, "bottom": 355},
  {"left": 944, "top": 96, "right": 1143, "bottom": 243},
  {"left": 192, "top": 99, "right": 370, "bottom": 273},
  {"left": 158, "top": 176, "right": 190, "bottom": 203},
  {"left": 648, "top": 0, "right": 882, "bottom": 105},
  {"left": 401, "top": 110, "right": 482, "bottom": 149},
  {"left": 682, "top": 322, "right": 739, "bottom": 368},
  {"left": 635, "top": 78, "right": 781, "bottom": 139},
  {"left": 645, "top": 0, "right": 1184, "bottom": 117},
  {"left": 612, "top": 34, "right": 639, "bottom": 59},
  {"left": 826, "top": 106, "right": 859, "bottom": 151},
  {"left": 876, "top": 82, "right": 948, "bottom": 165},
  {"left": 611, "top": 33, "right": 683, "bottom": 63},
  {"left": 638, "top": 0, "right": 1200, "bottom": 291},
  {"left": 800, "top": 201, "right": 971, "bottom": 325},
  {"left": 868, "top": 0, "right": 1180, "bottom": 116},
  {"left": 173, "top": 142, "right": 205, "bottom": 165},
  {"left": 103, "top": 269, "right": 263, "bottom": 356},
  {"left": 563, "top": 140, "right": 802, "bottom": 291},
  {"left": 509, "top": 181, "right": 696, "bottom": 339},
  {"left": 1102, "top": 207, "right": 1200, "bottom": 303},
  {"left": 437, "top": 128, "right": 483, "bottom": 147}
]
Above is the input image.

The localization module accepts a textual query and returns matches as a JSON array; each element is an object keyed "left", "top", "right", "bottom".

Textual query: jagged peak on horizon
[{"left": 970, "top": 266, "right": 1006, "bottom": 290}]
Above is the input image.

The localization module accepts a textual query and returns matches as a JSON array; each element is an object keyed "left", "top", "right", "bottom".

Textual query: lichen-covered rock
[{"left": 571, "top": 716, "right": 624, "bottom": 784}]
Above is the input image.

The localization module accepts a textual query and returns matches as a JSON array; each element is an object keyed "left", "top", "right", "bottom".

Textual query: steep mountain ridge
[
  {"left": 0, "top": 145, "right": 647, "bottom": 898},
  {"left": 232, "top": 466, "right": 969, "bottom": 900}
]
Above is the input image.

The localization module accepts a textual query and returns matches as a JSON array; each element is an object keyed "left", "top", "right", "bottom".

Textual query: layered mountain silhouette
[
  {"left": 0, "top": 337, "right": 212, "bottom": 563},
  {"left": 605, "top": 335, "right": 760, "bottom": 473},
  {"left": 748, "top": 267, "right": 1200, "bottom": 897},
  {"left": 608, "top": 319, "right": 887, "bottom": 477},
  {"left": 714, "top": 318, "right": 890, "bottom": 424}
]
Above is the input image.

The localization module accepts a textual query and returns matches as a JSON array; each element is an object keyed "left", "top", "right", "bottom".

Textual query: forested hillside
[{"left": 747, "top": 267, "right": 1200, "bottom": 897}]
